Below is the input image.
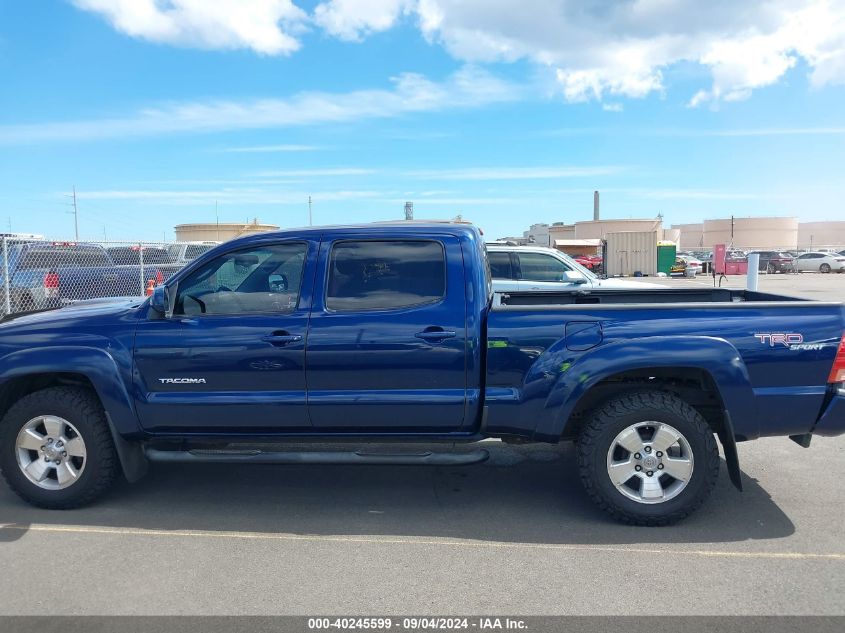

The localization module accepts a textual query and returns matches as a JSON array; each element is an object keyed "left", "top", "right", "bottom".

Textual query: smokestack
[
  {"left": 593, "top": 191, "right": 600, "bottom": 221},
  {"left": 404, "top": 201, "right": 414, "bottom": 221}
]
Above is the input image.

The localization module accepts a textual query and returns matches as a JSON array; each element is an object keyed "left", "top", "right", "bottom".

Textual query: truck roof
[{"left": 225, "top": 221, "right": 483, "bottom": 247}]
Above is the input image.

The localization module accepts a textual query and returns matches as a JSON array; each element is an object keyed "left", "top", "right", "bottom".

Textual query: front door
[
  {"left": 134, "top": 240, "right": 314, "bottom": 432},
  {"left": 306, "top": 236, "right": 468, "bottom": 431},
  {"left": 515, "top": 251, "right": 587, "bottom": 290}
]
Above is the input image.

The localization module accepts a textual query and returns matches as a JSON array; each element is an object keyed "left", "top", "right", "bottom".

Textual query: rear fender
[{"left": 537, "top": 336, "right": 758, "bottom": 442}]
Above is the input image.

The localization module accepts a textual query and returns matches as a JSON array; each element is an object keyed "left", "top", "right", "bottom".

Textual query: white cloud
[
  {"left": 314, "top": 0, "right": 411, "bottom": 41},
  {"left": 222, "top": 144, "right": 320, "bottom": 153},
  {"left": 67, "top": 1, "right": 845, "bottom": 106},
  {"left": 412, "top": 0, "right": 845, "bottom": 105},
  {"left": 76, "top": 188, "right": 380, "bottom": 205},
  {"left": 72, "top": 0, "right": 307, "bottom": 54},
  {"left": 0, "top": 66, "right": 517, "bottom": 144},
  {"left": 403, "top": 166, "right": 623, "bottom": 180},
  {"left": 251, "top": 168, "right": 376, "bottom": 177}
]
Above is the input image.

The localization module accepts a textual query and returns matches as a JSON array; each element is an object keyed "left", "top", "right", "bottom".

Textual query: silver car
[
  {"left": 793, "top": 252, "right": 845, "bottom": 273},
  {"left": 486, "top": 244, "right": 664, "bottom": 292}
]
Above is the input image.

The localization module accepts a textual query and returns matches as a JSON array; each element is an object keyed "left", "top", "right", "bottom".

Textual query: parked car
[
  {"left": 572, "top": 254, "right": 603, "bottom": 273},
  {"left": 1, "top": 223, "right": 844, "bottom": 527},
  {"left": 671, "top": 255, "right": 703, "bottom": 277},
  {"left": 0, "top": 241, "right": 162, "bottom": 313},
  {"left": 793, "top": 252, "right": 845, "bottom": 273},
  {"left": 487, "top": 244, "right": 662, "bottom": 292},
  {"left": 107, "top": 245, "right": 183, "bottom": 281},
  {"left": 725, "top": 250, "right": 747, "bottom": 261},
  {"left": 106, "top": 245, "right": 171, "bottom": 266},
  {"left": 747, "top": 251, "right": 795, "bottom": 273},
  {"left": 165, "top": 242, "right": 217, "bottom": 266}
]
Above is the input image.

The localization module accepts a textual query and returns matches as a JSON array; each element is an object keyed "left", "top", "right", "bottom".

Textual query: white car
[
  {"left": 486, "top": 245, "right": 664, "bottom": 292},
  {"left": 676, "top": 255, "right": 704, "bottom": 276},
  {"left": 793, "top": 252, "right": 845, "bottom": 273}
]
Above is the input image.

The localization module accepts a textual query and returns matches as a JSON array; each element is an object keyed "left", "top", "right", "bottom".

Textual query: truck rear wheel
[
  {"left": 577, "top": 391, "right": 719, "bottom": 526},
  {"left": 0, "top": 387, "right": 120, "bottom": 509}
]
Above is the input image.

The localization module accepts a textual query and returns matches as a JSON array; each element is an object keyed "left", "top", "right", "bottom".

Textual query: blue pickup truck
[{"left": 0, "top": 223, "right": 843, "bottom": 525}]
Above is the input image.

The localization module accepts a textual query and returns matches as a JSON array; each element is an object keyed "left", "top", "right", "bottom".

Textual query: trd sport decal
[{"left": 753, "top": 333, "right": 824, "bottom": 351}]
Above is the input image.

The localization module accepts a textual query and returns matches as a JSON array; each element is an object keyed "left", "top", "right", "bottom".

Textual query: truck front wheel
[
  {"left": 0, "top": 386, "right": 120, "bottom": 509},
  {"left": 577, "top": 391, "right": 719, "bottom": 526}
]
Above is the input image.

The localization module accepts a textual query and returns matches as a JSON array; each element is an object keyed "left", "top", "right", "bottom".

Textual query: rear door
[
  {"left": 795, "top": 253, "right": 819, "bottom": 272},
  {"left": 306, "top": 236, "right": 468, "bottom": 431}
]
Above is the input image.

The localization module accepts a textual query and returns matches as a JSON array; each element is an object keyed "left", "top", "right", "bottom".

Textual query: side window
[
  {"left": 174, "top": 242, "right": 307, "bottom": 316},
  {"left": 488, "top": 252, "right": 514, "bottom": 279},
  {"left": 517, "top": 252, "right": 571, "bottom": 282},
  {"left": 185, "top": 245, "right": 212, "bottom": 260},
  {"left": 327, "top": 240, "right": 446, "bottom": 311}
]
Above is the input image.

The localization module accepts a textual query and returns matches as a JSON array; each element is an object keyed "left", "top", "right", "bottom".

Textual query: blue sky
[{"left": 1, "top": 0, "right": 844, "bottom": 241}]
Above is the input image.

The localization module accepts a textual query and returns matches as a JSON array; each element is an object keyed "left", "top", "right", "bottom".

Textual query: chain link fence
[{"left": 0, "top": 237, "right": 217, "bottom": 317}]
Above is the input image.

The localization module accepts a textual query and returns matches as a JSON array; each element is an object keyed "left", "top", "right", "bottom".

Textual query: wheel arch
[
  {"left": 540, "top": 336, "right": 755, "bottom": 436},
  {"left": 0, "top": 347, "right": 147, "bottom": 482}
]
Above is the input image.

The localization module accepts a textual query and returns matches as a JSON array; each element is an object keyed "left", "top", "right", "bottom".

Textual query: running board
[{"left": 145, "top": 447, "right": 489, "bottom": 466}]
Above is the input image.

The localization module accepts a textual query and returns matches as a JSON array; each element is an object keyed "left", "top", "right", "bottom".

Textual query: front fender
[
  {"left": 0, "top": 346, "right": 138, "bottom": 437},
  {"left": 536, "top": 335, "right": 758, "bottom": 441}
]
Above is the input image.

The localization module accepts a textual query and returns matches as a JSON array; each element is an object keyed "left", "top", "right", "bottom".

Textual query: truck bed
[{"left": 495, "top": 287, "right": 824, "bottom": 306}]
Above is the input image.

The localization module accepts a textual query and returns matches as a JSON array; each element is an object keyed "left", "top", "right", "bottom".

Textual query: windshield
[{"left": 557, "top": 252, "right": 598, "bottom": 279}]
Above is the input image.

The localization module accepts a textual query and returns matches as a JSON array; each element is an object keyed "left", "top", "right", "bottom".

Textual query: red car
[{"left": 573, "top": 254, "right": 603, "bottom": 270}]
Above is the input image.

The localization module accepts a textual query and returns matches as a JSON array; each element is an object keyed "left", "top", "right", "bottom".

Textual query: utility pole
[
  {"left": 103, "top": 226, "right": 107, "bottom": 242},
  {"left": 215, "top": 200, "right": 220, "bottom": 241},
  {"left": 66, "top": 186, "right": 79, "bottom": 240},
  {"left": 308, "top": 195, "right": 313, "bottom": 226}
]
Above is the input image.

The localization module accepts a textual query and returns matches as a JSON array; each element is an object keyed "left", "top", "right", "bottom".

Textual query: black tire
[
  {"left": 0, "top": 387, "right": 120, "bottom": 509},
  {"left": 577, "top": 390, "right": 719, "bottom": 526},
  {"left": 820, "top": 263, "right": 831, "bottom": 273}
]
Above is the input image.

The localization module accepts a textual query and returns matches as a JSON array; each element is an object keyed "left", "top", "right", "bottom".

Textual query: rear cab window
[
  {"left": 326, "top": 240, "right": 446, "bottom": 311},
  {"left": 17, "top": 245, "right": 110, "bottom": 269},
  {"left": 488, "top": 251, "right": 514, "bottom": 279}
]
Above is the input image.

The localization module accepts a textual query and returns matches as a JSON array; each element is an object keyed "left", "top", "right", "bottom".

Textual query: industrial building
[
  {"left": 174, "top": 219, "right": 280, "bottom": 242},
  {"left": 671, "top": 217, "right": 800, "bottom": 250},
  {"left": 797, "top": 221, "right": 845, "bottom": 250},
  {"left": 516, "top": 190, "right": 843, "bottom": 257}
]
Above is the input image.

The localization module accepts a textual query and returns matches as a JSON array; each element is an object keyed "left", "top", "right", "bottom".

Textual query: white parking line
[{"left": 3, "top": 523, "right": 843, "bottom": 561}]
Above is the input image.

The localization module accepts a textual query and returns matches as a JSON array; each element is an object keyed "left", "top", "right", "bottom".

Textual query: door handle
[
  {"left": 261, "top": 332, "right": 303, "bottom": 346},
  {"left": 415, "top": 329, "right": 457, "bottom": 341}
]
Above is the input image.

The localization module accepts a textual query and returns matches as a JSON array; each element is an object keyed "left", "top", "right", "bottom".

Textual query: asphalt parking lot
[
  {"left": 649, "top": 269, "right": 845, "bottom": 302},
  {"left": 1, "top": 273, "right": 844, "bottom": 616}
]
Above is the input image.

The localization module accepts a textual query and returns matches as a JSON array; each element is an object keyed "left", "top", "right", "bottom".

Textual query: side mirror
[
  {"left": 150, "top": 285, "right": 171, "bottom": 315},
  {"left": 563, "top": 271, "right": 588, "bottom": 285}
]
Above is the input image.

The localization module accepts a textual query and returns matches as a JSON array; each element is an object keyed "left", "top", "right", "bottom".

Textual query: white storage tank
[{"left": 605, "top": 231, "right": 658, "bottom": 277}]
